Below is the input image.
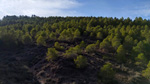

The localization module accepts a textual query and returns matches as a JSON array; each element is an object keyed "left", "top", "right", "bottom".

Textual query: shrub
[
  {"left": 64, "top": 47, "right": 77, "bottom": 58},
  {"left": 49, "top": 32, "right": 57, "bottom": 40},
  {"left": 98, "top": 62, "right": 116, "bottom": 84},
  {"left": 135, "top": 53, "right": 147, "bottom": 66},
  {"left": 97, "top": 32, "right": 103, "bottom": 39},
  {"left": 83, "top": 31, "right": 88, "bottom": 36},
  {"left": 79, "top": 41, "right": 86, "bottom": 49},
  {"left": 58, "top": 29, "right": 73, "bottom": 41},
  {"left": 74, "top": 55, "right": 88, "bottom": 68},
  {"left": 46, "top": 48, "right": 58, "bottom": 61},
  {"left": 22, "top": 34, "right": 32, "bottom": 45},
  {"left": 112, "top": 41, "right": 121, "bottom": 50},
  {"left": 54, "top": 42, "right": 64, "bottom": 50},
  {"left": 100, "top": 39, "right": 111, "bottom": 49},
  {"left": 116, "top": 45, "right": 126, "bottom": 62},
  {"left": 74, "top": 45, "right": 82, "bottom": 54},
  {"left": 96, "top": 40, "right": 100, "bottom": 48},
  {"left": 111, "top": 36, "right": 121, "bottom": 50},
  {"left": 85, "top": 44, "right": 96, "bottom": 53},
  {"left": 90, "top": 32, "right": 95, "bottom": 38},
  {"left": 73, "top": 29, "right": 80, "bottom": 39},
  {"left": 40, "top": 31, "right": 48, "bottom": 39},
  {"left": 123, "top": 35, "right": 134, "bottom": 50},
  {"left": 64, "top": 45, "right": 82, "bottom": 58},
  {"left": 30, "top": 28, "right": 37, "bottom": 38},
  {"left": 142, "top": 61, "right": 150, "bottom": 79},
  {"left": 36, "top": 35, "right": 46, "bottom": 46}
]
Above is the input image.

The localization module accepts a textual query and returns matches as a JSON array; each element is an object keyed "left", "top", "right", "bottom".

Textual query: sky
[{"left": 0, "top": 0, "right": 150, "bottom": 20}]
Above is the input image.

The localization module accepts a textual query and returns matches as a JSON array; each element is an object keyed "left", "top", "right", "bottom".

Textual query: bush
[
  {"left": 90, "top": 32, "right": 95, "bottom": 38},
  {"left": 74, "top": 45, "right": 82, "bottom": 54},
  {"left": 40, "top": 31, "right": 48, "bottom": 39},
  {"left": 46, "top": 48, "right": 58, "bottom": 61},
  {"left": 36, "top": 35, "right": 46, "bottom": 46},
  {"left": 64, "top": 47, "right": 77, "bottom": 58},
  {"left": 22, "top": 34, "right": 32, "bottom": 45},
  {"left": 100, "top": 39, "right": 111, "bottom": 49},
  {"left": 73, "top": 29, "right": 80, "bottom": 39},
  {"left": 58, "top": 29, "right": 73, "bottom": 41},
  {"left": 85, "top": 44, "right": 96, "bottom": 53},
  {"left": 96, "top": 40, "right": 100, "bottom": 48},
  {"left": 111, "top": 36, "right": 121, "bottom": 50},
  {"left": 98, "top": 62, "right": 116, "bottom": 84},
  {"left": 97, "top": 32, "right": 103, "bottom": 39},
  {"left": 49, "top": 32, "right": 57, "bottom": 40},
  {"left": 79, "top": 41, "right": 86, "bottom": 49},
  {"left": 74, "top": 55, "right": 88, "bottom": 68},
  {"left": 135, "top": 53, "right": 147, "bottom": 66},
  {"left": 54, "top": 42, "right": 64, "bottom": 50},
  {"left": 116, "top": 45, "right": 126, "bottom": 62},
  {"left": 64, "top": 45, "right": 82, "bottom": 58},
  {"left": 142, "top": 61, "right": 150, "bottom": 79},
  {"left": 30, "top": 28, "right": 37, "bottom": 38}
]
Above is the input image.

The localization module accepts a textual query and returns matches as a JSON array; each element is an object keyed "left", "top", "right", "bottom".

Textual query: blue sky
[
  {"left": 0, "top": 0, "right": 150, "bottom": 20},
  {"left": 78, "top": 0, "right": 150, "bottom": 19}
]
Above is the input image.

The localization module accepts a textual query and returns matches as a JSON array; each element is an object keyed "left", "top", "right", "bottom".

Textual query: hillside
[{"left": 0, "top": 16, "right": 150, "bottom": 84}]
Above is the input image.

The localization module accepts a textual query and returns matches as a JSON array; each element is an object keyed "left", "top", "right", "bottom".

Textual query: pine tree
[
  {"left": 36, "top": 36, "right": 46, "bottom": 46},
  {"left": 116, "top": 45, "right": 126, "bottom": 62},
  {"left": 100, "top": 39, "right": 111, "bottom": 49},
  {"left": 22, "top": 34, "right": 32, "bottom": 45},
  {"left": 142, "top": 61, "right": 150, "bottom": 79},
  {"left": 54, "top": 42, "right": 64, "bottom": 50},
  {"left": 135, "top": 53, "right": 147, "bottom": 66},
  {"left": 112, "top": 36, "right": 121, "bottom": 50},
  {"left": 99, "top": 62, "right": 115, "bottom": 84},
  {"left": 74, "top": 29, "right": 80, "bottom": 39},
  {"left": 46, "top": 48, "right": 58, "bottom": 61},
  {"left": 85, "top": 44, "right": 96, "bottom": 53},
  {"left": 74, "top": 55, "right": 88, "bottom": 68},
  {"left": 96, "top": 32, "right": 103, "bottom": 39}
]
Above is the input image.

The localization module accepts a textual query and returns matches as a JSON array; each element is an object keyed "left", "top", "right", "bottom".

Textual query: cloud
[
  {"left": 133, "top": 9, "right": 150, "bottom": 17},
  {"left": 135, "top": 6, "right": 150, "bottom": 17},
  {"left": 123, "top": 1, "right": 150, "bottom": 19},
  {"left": 0, "top": 0, "right": 81, "bottom": 19}
]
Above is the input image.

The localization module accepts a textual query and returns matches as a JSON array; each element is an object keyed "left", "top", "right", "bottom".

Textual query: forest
[{"left": 0, "top": 15, "right": 150, "bottom": 84}]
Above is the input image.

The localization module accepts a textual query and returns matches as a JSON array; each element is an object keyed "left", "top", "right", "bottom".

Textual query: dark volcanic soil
[
  {"left": 0, "top": 45, "right": 104, "bottom": 84},
  {"left": 0, "top": 47, "right": 40, "bottom": 84},
  {"left": 0, "top": 44, "right": 149, "bottom": 84}
]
